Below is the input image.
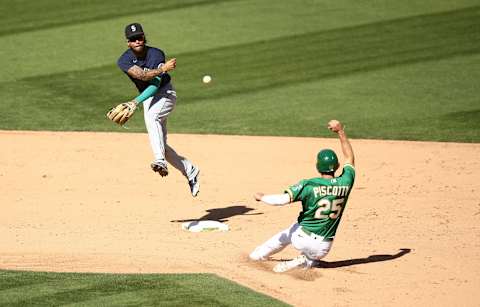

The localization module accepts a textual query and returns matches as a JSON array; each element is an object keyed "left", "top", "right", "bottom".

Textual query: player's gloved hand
[
  {"left": 106, "top": 100, "right": 137, "bottom": 126},
  {"left": 327, "top": 120, "right": 343, "bottom": 133}
]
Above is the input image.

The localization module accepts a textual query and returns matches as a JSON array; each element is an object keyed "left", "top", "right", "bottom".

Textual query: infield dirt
[{"left": 1, "top": 131, "right": 479, "bottom": 306}]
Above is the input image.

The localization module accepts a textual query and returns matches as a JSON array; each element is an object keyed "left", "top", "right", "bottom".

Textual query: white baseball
[{"left": 202, "top": 75, "right": 212, "bottom": 84}]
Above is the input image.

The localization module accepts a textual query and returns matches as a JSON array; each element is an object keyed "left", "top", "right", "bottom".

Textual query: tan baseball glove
[{"left": 106, "top": 100, "right": 137, "bottom": 126}]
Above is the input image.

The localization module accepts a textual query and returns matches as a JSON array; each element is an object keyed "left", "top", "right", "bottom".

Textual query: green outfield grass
[
  {"left": 0, "top": 0, "right": 478, "bottom": 141},
  {"left": 0, "top": 270, "right": 288, "bottom": 306}
]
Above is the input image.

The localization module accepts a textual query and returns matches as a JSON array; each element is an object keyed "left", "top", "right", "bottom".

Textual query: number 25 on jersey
[{"left": 314, "top": 198, "right": 344, "bottom": 219}]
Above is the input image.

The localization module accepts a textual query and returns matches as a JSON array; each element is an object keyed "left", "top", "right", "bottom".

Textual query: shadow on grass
[
  {"left": 15, "top": 5, "right": 480, "bottom": 105},
  {"left": 174, "top": 5, "right": 480, "bottom": 103},
  {"left": 2, "top": 6, "right": 479, "bottom": 134},
  {"left": 442, "top": 109, "right": 480, "bottom": 124},
  {"left": 0, "top": 0, "right": 236, "bottom": 36}
]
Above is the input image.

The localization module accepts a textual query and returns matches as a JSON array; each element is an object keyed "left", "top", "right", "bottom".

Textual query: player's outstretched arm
[
  {"left": 127, "top": 58, "right": 176, "bottom": 81},
  {"left": 328, "top": 120, "right": 355, "bottom": 166},
  {"left": 254, "top": 192, "right": 291, "bottom": 206}
]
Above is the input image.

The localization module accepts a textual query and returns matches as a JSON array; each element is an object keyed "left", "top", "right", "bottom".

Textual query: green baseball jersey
[{"left": 286, "top": 164, "right": 355, "bottom": 239}]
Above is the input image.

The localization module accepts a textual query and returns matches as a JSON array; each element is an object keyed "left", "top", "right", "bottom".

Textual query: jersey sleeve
[
  {"left": 117, "top": 52, "right": 134, "bottom": 73},
  {"left": 339, "top": 164, "right": 356, "bottom": 185},
  {"left": 150, "top": 48, "right": 166, "bottom": 68},
  {"left": 285, "top": 179, "right": 307, "bottom": 202}
]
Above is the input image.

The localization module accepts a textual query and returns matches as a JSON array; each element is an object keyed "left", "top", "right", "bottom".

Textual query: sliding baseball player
[{"left": 249, "top": 120, "right": 355, "bottom": 272}]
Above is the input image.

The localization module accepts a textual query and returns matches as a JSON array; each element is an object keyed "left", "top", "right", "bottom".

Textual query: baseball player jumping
[
  {"left": 249, "top": 120, "right": 355, "bottom": 272},
  {"left": 117, "top": 23, "right": 200, "bottom": 197}
]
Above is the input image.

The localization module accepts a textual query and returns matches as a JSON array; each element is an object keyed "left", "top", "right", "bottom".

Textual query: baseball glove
[{"left": 106, "top": 100, "right": 137, "bottom": 126}]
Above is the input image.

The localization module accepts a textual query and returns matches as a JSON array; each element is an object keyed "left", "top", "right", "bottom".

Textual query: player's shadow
[
  {"left": 171, "top": 205, "right": 262, "bottom": 223},
  {"left": 315, "top": 248, "right": 411, "bottom": 268}
]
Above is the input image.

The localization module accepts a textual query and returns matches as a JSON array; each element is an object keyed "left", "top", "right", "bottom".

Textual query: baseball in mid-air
[{"left": 202, "top": 75, "right": 212, "bottom": 84}]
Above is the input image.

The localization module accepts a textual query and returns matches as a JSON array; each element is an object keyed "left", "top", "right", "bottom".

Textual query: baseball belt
[{"left": 301, "top": 227, "right": 334, "bottom": 242}]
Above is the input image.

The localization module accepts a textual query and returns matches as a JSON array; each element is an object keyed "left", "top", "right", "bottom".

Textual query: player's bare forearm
[
  {"left": 127, "top": 58, "right": 176, "bottom": 81},
  {"left": 327, "top": 120, "right": 355, "bottom": 166},
  {"left": 338, "top": 129, "right": 355, "bottom": 166},
  {"left": 127, "top": 65, "right": 165, "bottom": 81}
]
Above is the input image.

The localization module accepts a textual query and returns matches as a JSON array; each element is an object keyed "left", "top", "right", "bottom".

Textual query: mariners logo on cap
[{"left": 125, "top": 23, "right": 144, "bottom": 39}]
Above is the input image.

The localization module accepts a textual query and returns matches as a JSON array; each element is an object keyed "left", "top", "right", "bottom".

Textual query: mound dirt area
[{"left": 1, "top": 130, "right": 479, "bottom": 306}]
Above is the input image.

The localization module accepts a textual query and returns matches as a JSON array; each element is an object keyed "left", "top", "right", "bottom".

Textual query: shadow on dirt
[
  {"left": 316, "top": 248, "right": 411, "bottom": 268},
  {"left": 171, "top": 205, "right": 263, "bottom": 223}
]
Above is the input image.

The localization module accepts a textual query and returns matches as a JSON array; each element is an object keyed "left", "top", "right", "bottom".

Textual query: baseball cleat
[
  {"left": 151, "top": 161, "right": 168, "bottom": 177},
  {"left": 273, "top": 255, "right": 308, "bottom": 273},
  {"left": 188, "top": 168, "right": 200, "bottom": 197}
]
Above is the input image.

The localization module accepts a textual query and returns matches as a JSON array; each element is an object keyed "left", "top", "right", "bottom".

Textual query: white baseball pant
[
  {"left": 143, "top": 83, "right": 197, "bottom": 179},
  {"left": 249, "top": 223, "right": 332, "bottom": 266}
]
